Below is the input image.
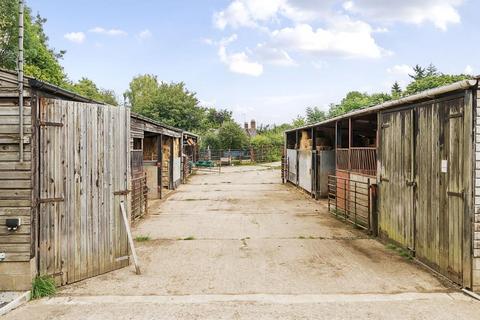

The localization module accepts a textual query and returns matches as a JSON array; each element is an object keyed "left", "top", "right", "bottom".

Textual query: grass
[
  {"left": 135, "top": 235, "right": 151, "bottom": 242},
  {"left": 31, "top": 275, "right": 56, "bottom": 299},
  {"left": 386, "top": 243, "right": 413, "bottom": 260},
  {"left": 183, "top": 236, "right": 195, "bottom": 240}
]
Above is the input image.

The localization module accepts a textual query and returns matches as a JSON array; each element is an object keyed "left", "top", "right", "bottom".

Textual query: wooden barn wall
[
  {"left": 37, "top": 98, "right": 131, "bottom": 286},
  {"left": 0, "top": 90, "right": 35, "bottom": 290},
  {"left": 474, "top": 88, "right": 480, "bottom": 291}
]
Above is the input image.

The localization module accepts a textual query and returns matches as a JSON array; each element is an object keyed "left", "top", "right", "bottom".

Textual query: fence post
[{"left": 344, "top": 179, "right": 347, "bottom": 221}]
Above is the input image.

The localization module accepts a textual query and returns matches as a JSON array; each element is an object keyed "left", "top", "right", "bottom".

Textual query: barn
[
  {"left": 0, "top": 69, "right": 131, "bottom": 290},
  {"left": 285, "top": 78, "right": 480, "bottom": 291}
]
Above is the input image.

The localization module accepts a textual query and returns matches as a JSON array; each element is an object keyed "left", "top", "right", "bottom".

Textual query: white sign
[{"left": 441, "top": 160, "right": 448, "bottom": 173}]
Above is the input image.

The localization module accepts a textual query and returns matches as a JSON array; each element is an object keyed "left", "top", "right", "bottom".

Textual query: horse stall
[
  {"left": 285, "top": 78, "right": 480, "bottom": 292},
  {"left": 0, "top": 69, "right": 131, "bottom": 290},
  {"left": 182, "top": 131, "right": 199, "bottom": 182},
  {"left": 130, "top": 114, "right": 182, "bottom": 201}
]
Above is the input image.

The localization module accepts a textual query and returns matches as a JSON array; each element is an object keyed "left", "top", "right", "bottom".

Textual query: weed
[
  {"left": 386, "top": 243, "right": 413, "bottom": 260},
  {"left": 298, "top": 236, "right": 306, "bottom": 239},
  {"left": 135, "top": 235, "right": 151, "bottom": 242},
  {"left": 183, "top": 236, "right": 195, "bottom": 240},
  {"left": 32, "top": 276, "right": 56, "bottom": 299}
]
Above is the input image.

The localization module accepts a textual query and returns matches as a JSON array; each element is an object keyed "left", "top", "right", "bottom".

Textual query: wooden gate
[
  {"left": 415, "top": 96, "right": 469, "bottom": 284},
  {"left": 38, "top": 98, "right": 130, "bottom": 285},
  {"left": 379, "top": 108, "right": 415, "bottom": 250}
]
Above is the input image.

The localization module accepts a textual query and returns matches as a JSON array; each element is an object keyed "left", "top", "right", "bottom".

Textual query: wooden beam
[{"left": 120, "top": 201, "right": 140, "bottom": 275}]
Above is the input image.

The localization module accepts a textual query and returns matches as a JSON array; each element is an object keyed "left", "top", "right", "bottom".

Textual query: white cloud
[
  {"left": 387, "top": 64, "right": 414, "bottom": 76},
  {"left": 344, "top": 0, "right": 463, "bottom": 31},
  {"left": 64, "top": 32, "right": 86, "bottom": 44},
  {"left": 89, "top": 27, "right": 128, "bottom": 36},
  {"left": 213, "top": 0, "right": 286, "bottom": 29},
  {"left": 464, "top": 65, "right": 474, "bottom": 75},
  {"left": 270, "top": 19, "right": 387, "bottom": 59},
  {"left": 255, "top": 43, "right": 297, "bottom": 66},
  {"left": 217, "top": 35, "right": 263, "bottom": 76},
  {"left": 137, "top": 29, "right": 152, "bottom": 40}
]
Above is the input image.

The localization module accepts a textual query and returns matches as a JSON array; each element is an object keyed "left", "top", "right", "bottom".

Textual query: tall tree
[
  {"left": 218, "top": 121, "right": 249, "bottom": 149},
  {"left": 70, "top": 78, "right": 118, "bottom": 105},
  {"left": 125, "top": 74, "right": 207, "bottom": 132},
  {"left": 391, "top": 81, "right": 402, "bottom": 98},
  {"left": 409, "top": 64, "right": 426, "bottom": 80},
  {"left": 205, "top": 108, "right": 233, "bottom": 129},
  {"left": 305, "top": 106, "right": 327, "bottom": 124}
]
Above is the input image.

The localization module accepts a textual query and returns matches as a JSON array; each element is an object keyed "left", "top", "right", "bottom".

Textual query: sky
[{"left": 28, "top": 0, "right": 479, "bottom": 125}]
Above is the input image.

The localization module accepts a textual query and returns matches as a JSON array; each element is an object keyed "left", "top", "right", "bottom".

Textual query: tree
[
  {"left": 409, "top": 64, "right": 426, "bottom": 80},
  {"left": 305, "top": 106, "right": 327, "bottom": 124},
  {"left": 218, "top": 121, "right": 249, "bottom": 149},
  {"left": 0, "top": 0, "right": 17, "bottom": 70},
  {"left": 70, "top": 78, "right": 118, "bottom": 105},
  {"left": 328, "top": 91, "right": 391, "bottom": 117},
  {"left": 405, "top": 74, "right": 470, "bottom": 96},
  {"left": 201, "top": 130, "right": 221, "bottom": 150},
  {"left": 125, "top": 74, "right": 206, "bottom": 132},
  {"left": 391, "top": 81, "right": 402, "bottom": 98},
  {"left": 205, "top": 108, "right": 233, "bottom": 129},
  {"left": 292, "top": 115, "right": 306, "bottom": 127}
]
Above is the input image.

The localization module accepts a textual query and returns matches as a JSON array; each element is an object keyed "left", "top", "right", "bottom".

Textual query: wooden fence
[{"left": 38, "top": 98, "right": 131, "bottom": 286}]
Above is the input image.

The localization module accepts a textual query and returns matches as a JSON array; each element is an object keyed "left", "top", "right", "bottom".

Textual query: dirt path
[{"left": 6, "top": 164, "right": 480, "bottom": 319}]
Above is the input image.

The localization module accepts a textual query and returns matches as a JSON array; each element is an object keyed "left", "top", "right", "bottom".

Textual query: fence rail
[
  {"left": 199, "top": 147, "right": 282, "bottom": 163},
  {"left": 335, "top": 148, "right": 376, "bottom": 176},
  {"left": 328, "top": 175, "right": 371, "bottom": 230}
]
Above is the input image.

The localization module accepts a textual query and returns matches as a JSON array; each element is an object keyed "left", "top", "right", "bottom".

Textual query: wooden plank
[
  {"left": 120, "top": 201, "right": 140, "bottom": 274},
  {"left": 0, "top": 116, "right": 32, "bottom": 125},
  {"left": 0, "top": 180, "right": 31, "bottom": 189},
  {"left": 0, "top": 162, "right": 31, "bottom": 171},
  {"left": 0, "top": 106, "right": 31, "bottom": 115},
  {"left": 0, "top": 152, "right": 32, "bottom": 161},
  {"left": 0, "top": 171, "right": 31, "bottom": 180}
]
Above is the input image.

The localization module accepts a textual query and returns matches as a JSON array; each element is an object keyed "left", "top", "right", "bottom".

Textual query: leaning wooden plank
[{"left": 120, "top": 201, "right": 140, "bottom": 275}]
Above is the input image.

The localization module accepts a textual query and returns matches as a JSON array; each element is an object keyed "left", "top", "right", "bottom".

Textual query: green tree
[
  {"left": 204, "top": 108, "right": 233, "bottom": 129},
  {"left": 404, "top": 74, "right": 470, "bottom": 96},
  {"left": 292, "top": 115, "right": 306, "bottom": 127},
  {"left": 218, "top": 121, "right": 249, "bottom": 149},
  {"left": 409, "top": 64, "right": 426, "bottom": 80},
  {"left": 329, "top": 91, "right": 391, "bottom": 117},
  {"left": 305, "top": 106, "right": 327, "bottom": 124},
  {"left": 391, "top": 81, "right": 402, "bottom": 98},
  {"left": 70, "top": 78, "right": 118, "bottom": 105},
  {"left": 0, "top": 0, "right": 17, "bottom": 70},
  {"left": 200, "top": 130, "right": 221, "bottom": 150},
  {"left": 125, "top": 74, "right": 207, "bottom": 132}
]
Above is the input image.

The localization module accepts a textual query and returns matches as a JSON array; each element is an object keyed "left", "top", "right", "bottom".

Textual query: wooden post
[
  {"left": 348, "top": 118, "right": 352, "bottom": 171},
  {"left": 120, "top": 201, "right": 141, "bottom": 275},
  {"left": 157, "top": 134, "right": 163, "bottom": 198}
]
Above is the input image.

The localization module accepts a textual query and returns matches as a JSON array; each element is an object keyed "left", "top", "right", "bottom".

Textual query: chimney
[{"left": 250, "top": 119, "right": 256, "bottom": 130}]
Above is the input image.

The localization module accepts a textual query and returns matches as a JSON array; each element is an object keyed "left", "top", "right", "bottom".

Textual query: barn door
[
  {"left": 379, "top": 109, "right": 415, "bottom": 249},
  {"left": 38, "top": 98, "right": 130, "bottom": 286},
  {"left": 38, "top": 98, "right": 67, "bottom": 285},
  {"left": 415, "top": 97, "right": 466, "bottom": 284}
]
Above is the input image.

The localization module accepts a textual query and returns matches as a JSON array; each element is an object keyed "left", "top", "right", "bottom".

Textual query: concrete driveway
[{"left": 5, "top": 164, "right": 480, "bottom": 319}]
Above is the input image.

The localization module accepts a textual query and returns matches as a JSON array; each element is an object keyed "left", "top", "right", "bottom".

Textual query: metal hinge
[
  {"left": 114, "top": 190, "right": 130, "bottom": 195},
  {"left": 447, "top": 190, "right": 464, "bottom": 198},
  {"left": 38, "top": 197, "right": 64, "bottom": 203},
  {"left": 38, "top": 120, "right": 64, "bottom": 127}
]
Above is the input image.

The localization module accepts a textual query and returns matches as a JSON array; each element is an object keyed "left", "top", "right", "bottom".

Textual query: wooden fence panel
[{"left": 38, "top": 98, "right": 130, "bottom": 286}]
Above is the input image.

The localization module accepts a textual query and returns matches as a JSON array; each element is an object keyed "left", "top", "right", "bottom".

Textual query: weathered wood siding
[
  {"left": 378, "top": 92, "right": 473, "bottom": 287},
  {"left": 38, "top": 98, "right": 131, "bottom": 286},
  {"left": 286, "top": 149, "right": 297, "bottom": 184},
  {"left": 379, "top": 109, "right": 415, "bottom": 249},
  {"left": 0, "top": 97, "right": 33, "bottom": 263}
]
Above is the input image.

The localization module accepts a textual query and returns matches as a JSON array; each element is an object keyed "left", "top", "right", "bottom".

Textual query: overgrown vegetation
[
  {"left": 31, "top": 275, "right": 56, "bottom": 299},
  {"left": 134, "top": 235, "right": 151, "bottom": 242},
  {"left": 0, "top": 0, "right": 118, "bottom": 105}
]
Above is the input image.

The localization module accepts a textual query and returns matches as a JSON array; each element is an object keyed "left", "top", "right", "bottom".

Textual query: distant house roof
[
  {"left": 286, "top": 78, "right": 478, "bottom": 133},
  {"left": 0, "top": 68, "right": 104, "bottom": 104}
]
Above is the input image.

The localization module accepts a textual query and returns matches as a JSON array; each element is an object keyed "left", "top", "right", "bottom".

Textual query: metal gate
[
  {"left": 298, "top": 150, "right": 312, "bottom": 192},
  {"left": 286, "top": 149, "right": 297, "bottom": 184},
  {"left": 38, "top": 98, "right": 130, "bottom": 285}
]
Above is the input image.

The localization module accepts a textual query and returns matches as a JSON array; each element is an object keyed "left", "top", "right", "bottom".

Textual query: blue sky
[{"left": 29, "top": 0, "right": 478, "bottom": 125}]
